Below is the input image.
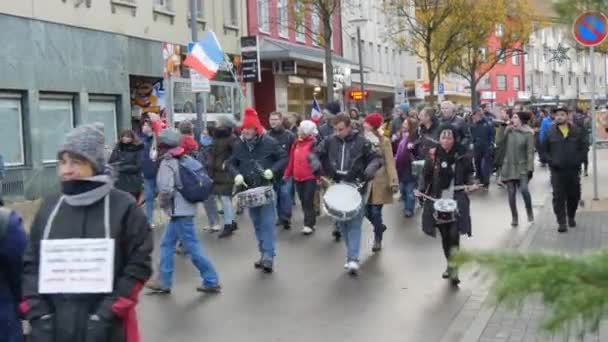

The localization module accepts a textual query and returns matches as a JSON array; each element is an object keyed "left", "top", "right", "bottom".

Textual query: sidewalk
[{"left": 442, "top": 150, "right": 608, "bottom": 342}]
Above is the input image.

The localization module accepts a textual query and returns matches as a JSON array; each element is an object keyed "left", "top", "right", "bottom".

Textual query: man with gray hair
[{"left": 440, "top": 100, "right": 472, "bottom": 148}]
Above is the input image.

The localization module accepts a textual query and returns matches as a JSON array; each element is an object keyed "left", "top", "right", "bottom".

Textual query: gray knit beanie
[
  {"left": 159, "top": 128, "right": 181, "bottom": 148},
  {"left": 58, "top": 123, "right": 106, "bottom": 173}
]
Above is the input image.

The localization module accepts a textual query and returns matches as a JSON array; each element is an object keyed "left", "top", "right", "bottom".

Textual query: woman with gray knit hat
[{"left": 21, "top": 123, "right": 153, "bottom": 342}]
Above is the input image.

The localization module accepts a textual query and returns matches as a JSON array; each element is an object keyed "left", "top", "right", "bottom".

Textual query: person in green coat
[{"left": 498, "top": 111, "right": 535, "bottom": 227}]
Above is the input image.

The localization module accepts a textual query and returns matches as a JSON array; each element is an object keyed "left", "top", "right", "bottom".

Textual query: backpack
[{"left": 177, "top": 155, "right": 213, "bottom": 203}]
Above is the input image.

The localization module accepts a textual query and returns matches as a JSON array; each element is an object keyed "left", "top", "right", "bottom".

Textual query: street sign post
[
  {"left": 572, "top": 12, "right": 608, "bottom": 200},
  {"left": 438, "top": 82, "right": 445, "bottom": 102}
]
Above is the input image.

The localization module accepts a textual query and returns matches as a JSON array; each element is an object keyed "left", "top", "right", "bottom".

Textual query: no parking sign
[{"left": 572, "top": 12, "right": 608, "bottom": 47}]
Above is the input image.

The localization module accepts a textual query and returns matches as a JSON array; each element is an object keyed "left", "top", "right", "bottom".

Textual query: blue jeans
[
  {"left": 159, "top": 216, "right": 219, "bottom": 288},
  {"left": 248, "top": 200, "right": 277, "bottom": 260},
  {"left": 337, "top": 207, "right": 364, "bottom": 262},
  {"left": 218, "top": 195, "right": 235, "bottom": 225},
  {"left": 400, "top": 181, "right": 417, "bottom": 216},
  {"left": 365, "top": 204, "right": 385, "bottom": 241},
  {"left": 274, "top": 178, "right": 293, "bottom": 222},
  {"left": 203, "top": 196, "right": 219, "bottom": 227},
  {"left": 143, "top": 177, "right": 157, "bottom": 225}
]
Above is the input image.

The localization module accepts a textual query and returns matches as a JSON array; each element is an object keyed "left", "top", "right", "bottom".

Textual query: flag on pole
[
  {"left": 184, "top": 31, "right": 224, "bottom": 80},
  {"left": 311, "top": 98, "right": 322, "bottom": 123}
]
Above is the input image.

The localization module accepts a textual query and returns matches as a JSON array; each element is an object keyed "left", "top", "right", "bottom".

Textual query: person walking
[
  {"left": 440, "top": 101, "right": 472, "bottom": 148},
  {"left": 415, "top": 127, "right": 478, "bottom": 286},
  {"left": 415, "top": 107, "right": 441, "bottom": 160},
  {"left": 140, "top": 120, "right": 159, "bottom": 227},
  {"left": 395, "top": 117, "right": 419, "bottom": 218},
  {"left": 470, "top": 109, "right": 495, "bottom": 188},
  {"left": 497, "top": 111, "right": 535, "bottom": 227},
  {"left": 268, "top": 112, "right": 295, "bottom": 230},
  {"left": 542, "top": 108, "right": 589, "bottom": 233},
  {"left": 109, "top": 129, "right": 144, "bottom": 200},
  {"left": 22, "top": 123, "right": 153, "bottom": 341},
  {"left": 312, "top": 113, "right": 382, "bottom": 275},
  {"left": 283, "top": 120, "right": 319, "bottom": 235},
  {"left": 147, "top": 129, "right": 221, "bottom": 294},
  {"left": 0, "top": 207, "right": 27, "bottom": 342},
  {"left": 362, "top": 113, "right": 399, "bottom": 252},
  {"left": 209, "top": 118, "right": 240, "bottom": 238},
  {"left": 228, "top": 108, "right": 288, "bottom": 273},
  {"left": 572, "top": 109, "right": 592, "bottom": 177},
  {"left": 538, "top": 110, "right": 554, "bottom": 167}
]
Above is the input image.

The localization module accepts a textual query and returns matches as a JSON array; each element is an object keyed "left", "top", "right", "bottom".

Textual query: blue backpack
[{"left": 177, "top": 155, "right": 213, "bottom": 203}]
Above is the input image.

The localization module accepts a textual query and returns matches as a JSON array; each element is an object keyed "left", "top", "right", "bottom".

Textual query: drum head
[
  {"left": 324, "top": 183, "right": 362, "bottom": 213},
  {"left": 434, "top": 199, "right": 457, "bottom": 212}
]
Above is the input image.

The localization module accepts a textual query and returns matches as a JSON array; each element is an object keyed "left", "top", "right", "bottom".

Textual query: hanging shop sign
[{"left": 241, "top": 36, "right": 261, "bottom": 83}]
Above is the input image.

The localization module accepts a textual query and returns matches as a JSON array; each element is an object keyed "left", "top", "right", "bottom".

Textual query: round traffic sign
[{"left": 573, "top": 12, "right": 608, "bottom": 47}]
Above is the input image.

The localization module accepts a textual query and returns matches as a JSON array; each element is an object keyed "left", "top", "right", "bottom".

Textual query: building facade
[
  {"left": 341, "top": 0, "right": 420, "bottom": 114},
  {"left": 0, "top": 0, "right": 247, "bottom": 199},
  {"left": 247, "top": 0, "right": 353, "bottom": 124}
]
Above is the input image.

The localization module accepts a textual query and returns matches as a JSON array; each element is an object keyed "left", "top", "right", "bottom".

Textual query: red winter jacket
[
  {"left": 284, "top": 136, "right": 317, "bottom": 182},
  {"left": 180, "top": 134, "right": 199, "bottom": 155}
]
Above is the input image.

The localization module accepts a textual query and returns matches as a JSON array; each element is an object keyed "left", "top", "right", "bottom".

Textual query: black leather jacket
[{"left": 228, "top": 134, "right": 288, "bottom": 188}]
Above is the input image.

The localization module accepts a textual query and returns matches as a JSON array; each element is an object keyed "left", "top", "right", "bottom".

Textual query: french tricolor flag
[{"left": 184, "top": 31, "right": 225, "bottom": 80}]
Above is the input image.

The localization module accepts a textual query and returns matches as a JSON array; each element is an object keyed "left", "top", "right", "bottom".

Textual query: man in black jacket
[
  {"left": 268, "top": 112, "right": 296, "bottom": 230},
  {"left": 228, "top": 108, "right": 288, "bottom": 273},
  {"left": 440, "top": 101, "right": 472, "bottom": 148},
  {"left": 542, "top": 107, "right": 589, "bottom": 233},
  {"left": 470, "top": 109, "right": 495, "bottom": 187},
  {"left": 311, "top": 114, "right": 382, "bottom": 275}
]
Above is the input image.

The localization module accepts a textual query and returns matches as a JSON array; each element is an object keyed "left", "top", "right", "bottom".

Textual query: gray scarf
[{"left": 64, "top": 175, "right": 114, "bottom": 207}]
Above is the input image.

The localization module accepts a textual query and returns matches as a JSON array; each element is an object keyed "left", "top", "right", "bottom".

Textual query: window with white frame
[
  {"left": 497, "top": 75, "right": 507, "bottom": 90},
  {"left": 385, "top": 47, "right": 389, "bottom": 74},
  {"left": 278, "top": 0, "right": 288, "bottom": 37},
  {"left": 479, "top": 47, "right": 487, "bottom": 62},
  {"left": 496, "top": 23, "right": 504, "bottom": 37},
  {"left": 311, "top": 10, "right": 320, "bottom": 45},
  {"left": 224, "top": 0, "right": 238, "bottom": 27},
  {"left": 513, "top": 76, "right": 521, "bottom": 90},
  {"left": 512, "top": 53, "right": 520, "bottom": 65},
  {"left": 377, "top": 45, "right": 382, "bottom": 72},
  {"left": 154, "top": 0, "right": 173, "bottom": 11},
  {"left": 295, "top": 0, "right": 305, "bottom": 42},
  {"left": 88, "top": 98, "right": 118, "bottom": 147},
  {"left": 0, "top": 94, "right": 25, "bottom": 166},
  {"left": 39, "top": 96, "right": 74, "bottom": 163},
  {"left": 496, "top": 48, "right": 505, "bottom": 64},
  {"left": 190, "top": 0, "right": 203, "bottom": 19},
  {"left": 368, "top": 42, "right": 374, "bottom": 68},
  {"left": 351, "top": 37, "right": 357, "bottom": 61},
  {"left": 257, "top": 0, "right": 269, "bottom": 32}
]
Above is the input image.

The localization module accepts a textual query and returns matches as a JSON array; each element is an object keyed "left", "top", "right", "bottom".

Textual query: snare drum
[
  {"left": 237, "top": 186, "right": 275, "bottom": 208},
  {"left": 322, "top": 183, "right": 363, "bottom": 221},
  {"left": 433, "top": 198, "right": 458, "bottom": 223}
]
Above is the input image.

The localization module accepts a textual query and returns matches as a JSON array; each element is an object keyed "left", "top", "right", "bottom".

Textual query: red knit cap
[
  {"left": 365, "top": 113, "right": 384, "bottom": 130},
  {"left": 242, "top": 107, "right": 264, "bottom": 135}
]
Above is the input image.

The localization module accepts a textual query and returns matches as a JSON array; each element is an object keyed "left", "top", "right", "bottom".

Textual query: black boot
[
  {"left": 558, "top": 223, "right": 568, "bottom": 233},
  {"left": 527, "top": 210, "right": 534, "bottom": 223},
  {"left": 511, "top": 217, "right": 519, "bottom": 227},
  {"left": 218, "top": 224, "right": 234, "bottom": 238},
  {"left": 442, "top": 267, "right": 450, "bottom": 279},
  {"left": 568, "top": 217, "right": 577, "bottom": 228},
  {"left": 450, "top": 267, "right": 461, "bottom": 286},
  {"left": 231, "top": 221, "right": 239, "bottom": 231}
]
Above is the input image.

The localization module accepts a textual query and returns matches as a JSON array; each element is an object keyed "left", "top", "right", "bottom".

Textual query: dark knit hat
[
  {"left": 516, "top": 111, "right": 531, "bottom": 124},
  {"left": 159, "top": 129, "right": 181, "bottom": 148},
  {"left": 58, "top": 123, "right": 106, "bottom": 173},
  {"left": 325, "top": 101, "right": 341, "bottom": 115}
]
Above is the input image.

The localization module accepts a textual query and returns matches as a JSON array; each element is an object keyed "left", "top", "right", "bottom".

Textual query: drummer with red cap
[{"left": 227, "top": 108, "right": 288, "bottom": 273}]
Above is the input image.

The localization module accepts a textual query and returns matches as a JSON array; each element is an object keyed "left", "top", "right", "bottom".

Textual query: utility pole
[{"left": 190, "top": 0, "right": 204, "bottom": 137}]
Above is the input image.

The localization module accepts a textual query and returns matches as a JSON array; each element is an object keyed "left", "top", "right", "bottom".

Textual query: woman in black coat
[
  {"left": 109, "top": 130, "right": 144, "bottom": 200},
  {"left": 415, "top": 127, "right": 478, "bottom": 286}
]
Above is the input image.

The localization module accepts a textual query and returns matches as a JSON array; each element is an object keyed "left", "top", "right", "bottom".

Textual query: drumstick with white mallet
[{"left": 414, "top": 184, "right": 480, "bottom": 202}]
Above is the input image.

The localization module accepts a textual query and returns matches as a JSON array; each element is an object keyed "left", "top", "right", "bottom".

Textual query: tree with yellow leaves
[{"left": 444, "top": 0, "right": 535, "bottom": 109}]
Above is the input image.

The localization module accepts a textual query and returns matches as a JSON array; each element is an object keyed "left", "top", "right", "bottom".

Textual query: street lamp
[{"left": 349, "top": 17, "right": 368, "bottom": 115}]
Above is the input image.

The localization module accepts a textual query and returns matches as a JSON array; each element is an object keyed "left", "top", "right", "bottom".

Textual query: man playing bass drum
[{"left": 415, "top": 127, "right": 479, "bottom": 286}]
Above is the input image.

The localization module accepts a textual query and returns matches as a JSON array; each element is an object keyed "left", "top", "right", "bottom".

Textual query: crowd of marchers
[{"left": 0, "top": 98, "right": 593, "bottom": 341}]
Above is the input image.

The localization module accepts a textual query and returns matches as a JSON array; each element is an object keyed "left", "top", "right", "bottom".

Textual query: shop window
[
  {"left": 39, "top": 95, "right": 74, "bottom": 163},
  {"left": 0, "top": 94, "right": 25, "bottom": 166},
  {"left": 88, "top": 97, "right": 118, "bottom": 147}
]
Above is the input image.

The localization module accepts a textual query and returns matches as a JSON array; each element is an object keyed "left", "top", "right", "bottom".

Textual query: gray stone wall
[{"left": 0, "top": 13, "right": 163, "bottom": 199}]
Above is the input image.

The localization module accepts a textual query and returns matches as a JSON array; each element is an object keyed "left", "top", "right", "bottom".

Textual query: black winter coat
[
  {"left": 313, "top": 131, "right": 383, "bottom": 186},
  {"left": 440, "top": 115, "right": 472, "bottom": 148},
  {"left": 541, "top": 123, "right": 589, "bottom": 171},
  {"left": 228, "top": 134, "right": 288, "bottom": 188},
  {"left": 268, "top": 127, "right": 295, "bottom": 178},
  {"left": 109, "top": 143, "right": 144, "bottom": 195},
  {"left": 415, "top": 120, "right": 441, "bottom": 160},
  {"left": 210, "top": 128, "right": 238, "bottom": 196},
  {"left": 22, "top": 188, "right": 153, "bottom": 342},
  {"left": 419, "top": 145, "right": 474, "bottom": 237}
]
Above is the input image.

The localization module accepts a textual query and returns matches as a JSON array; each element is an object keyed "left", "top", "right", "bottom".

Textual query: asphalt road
[{"left": 137, "top": 167, "right": 552, "bottom": 342}]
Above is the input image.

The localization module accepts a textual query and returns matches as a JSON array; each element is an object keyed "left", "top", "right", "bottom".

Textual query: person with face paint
[
  {"left": 22, "top": 123, "right": 153, "bottom": 341},
  {"left": 109, "top": 129, "right": 144, "bottom": 200},
  {"left": 311, "top": 113, "right": 383, "bottom": 275},
  {"left": 415, "top": 128, "right": 478, "bottom": 286},
  {"left": 228, "top": 108, "right": 288, "bottom": 273},
  {"left": 542, "top": 107, "right": 589, "bottom": 233},
  {"left": 268, "top": 112, "right": 296, "bottom": 230}
]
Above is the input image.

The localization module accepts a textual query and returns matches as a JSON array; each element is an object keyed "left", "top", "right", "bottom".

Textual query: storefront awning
[{"left": 259, "top": 37, "right": 358, "bottom": 69}]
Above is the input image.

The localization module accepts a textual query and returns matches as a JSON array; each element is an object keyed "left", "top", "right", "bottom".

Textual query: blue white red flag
[
  {"left": 311, "top": 98, "right": 322, "bottom": 122},
  {"left": 184, "top": 31, "right": 224, "bottom": 80}
]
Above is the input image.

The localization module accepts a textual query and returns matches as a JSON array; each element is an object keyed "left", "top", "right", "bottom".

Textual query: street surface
[{"left": 138, "top": 166, "right": 552, "bottom": 342}]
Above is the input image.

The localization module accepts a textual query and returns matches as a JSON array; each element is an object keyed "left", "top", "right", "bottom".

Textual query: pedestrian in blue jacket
[
  {"left": 0, "top": 208, "right": 27, "bottom": 342},
  {"left": 538, "top": 112, "right": 554, "bottom": 166}
]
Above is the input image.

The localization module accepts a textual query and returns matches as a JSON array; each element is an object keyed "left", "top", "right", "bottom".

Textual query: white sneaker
[
  {"left": 346, "top": 261, "right": 359, "bottom": 275},
  {"left": 210, "top": 224, "right": 222, "bottom": 232},
  {"left": 301, "top": 226, "right": 314, "bottom": 235}
]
